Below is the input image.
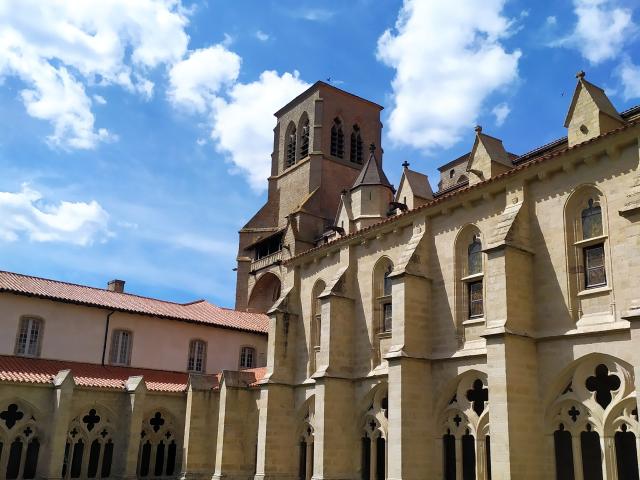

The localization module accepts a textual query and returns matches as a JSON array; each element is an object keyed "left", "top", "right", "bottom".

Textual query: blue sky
[{"left": 0, "top": 0, "right": 638, "bottom": 307}]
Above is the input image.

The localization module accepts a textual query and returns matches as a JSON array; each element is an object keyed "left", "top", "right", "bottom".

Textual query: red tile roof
[
  {"left": 0, "top": 355, "right": 190, "bottom": 392},
  {"left": 0, "top": 356, "right": 268, "bottom": 392},
  {"left": 0, "top": 270, "right": 268, "bottom": 334}
]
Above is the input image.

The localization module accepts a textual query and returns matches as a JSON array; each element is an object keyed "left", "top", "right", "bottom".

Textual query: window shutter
[{"left": 109, "top": 332, "right": 119, "bottom": 364}]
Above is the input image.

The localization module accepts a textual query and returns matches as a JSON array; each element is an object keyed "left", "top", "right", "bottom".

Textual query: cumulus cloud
[
  {"left": 376, "top": 0, "right": 521, "bottom": 152},
  {"left": 556, "top": 0, "right": 635, "bottom": 65},
  {"left": 0, "top": 185, "right": 110, "bottom": 245},
  {"left": 210, "top": 71, "right": 311, "bottom": 191},
  {"left": 618, "top": 57, "right": 640, "bottom": 99},
  {"left": 168, "top": 46, "right": 241, "bottom": 113},
  {"left": 0, "top": 0, "right": 190, "bottom": 149},
  {"left": 492, "top": 103, "right": 511, "bottom": 126}
]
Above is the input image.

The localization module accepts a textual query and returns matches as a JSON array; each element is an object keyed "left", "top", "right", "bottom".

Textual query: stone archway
[{"left": 247, "top": 272, "right": 281, "bottom": 313}]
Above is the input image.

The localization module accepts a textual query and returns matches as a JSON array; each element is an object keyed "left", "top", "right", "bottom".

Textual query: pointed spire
[{"left": 351, "top": 143, "right": 393, "bottom": 190}]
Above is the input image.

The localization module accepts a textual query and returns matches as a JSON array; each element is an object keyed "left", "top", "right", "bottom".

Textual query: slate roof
[
  {"left": 0, "top": 270, "right": 268, "bottom": 334},
  {"left": 402, "top": 168, "right": 433, "bottom": 199},
  {"left": 351, "top": 148, "right": 393, "bottom": 190}
]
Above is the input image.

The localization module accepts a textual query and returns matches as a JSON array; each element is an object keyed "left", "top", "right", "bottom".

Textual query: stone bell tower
[{"left": 235, "top": 81, "right": 384, "bottom": 312}]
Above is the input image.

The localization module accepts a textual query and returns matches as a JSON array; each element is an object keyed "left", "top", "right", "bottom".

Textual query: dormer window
[
  {"left": 330, "top": 118, "right": 344, "bottom": 158},
  {"left": 350, "top": 125, "right": 363, "bottom": 164}
]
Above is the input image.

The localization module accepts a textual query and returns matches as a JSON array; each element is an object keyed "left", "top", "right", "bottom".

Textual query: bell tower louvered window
[
  {"left": 350, "top": 125, "right": 363, "bottom": 164},
  {"left": 330, "top": 118, "right": 344, "bottom": 158}
]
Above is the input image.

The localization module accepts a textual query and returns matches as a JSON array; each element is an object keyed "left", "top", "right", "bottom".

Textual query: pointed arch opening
[
  {"left": 247, "top": 272, "right": 281, "bottom": 314},
  {"left": 350, "top": 124, "right": 363, "bottom": 164},
  {"left": 299, "top": 114, "right": 310, "bottom": 159},
  {"left": 330, "top": 118, "right": 344, "bottom": 158}
]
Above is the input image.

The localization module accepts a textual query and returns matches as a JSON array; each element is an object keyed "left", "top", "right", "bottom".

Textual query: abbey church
[{"left": 0, "top": 72, "right": 639, "bottom": 480}]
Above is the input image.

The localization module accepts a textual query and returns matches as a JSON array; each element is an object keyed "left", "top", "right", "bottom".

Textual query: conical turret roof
[{"left": 351, "top": 144, "right": 393, "bottom": 190}]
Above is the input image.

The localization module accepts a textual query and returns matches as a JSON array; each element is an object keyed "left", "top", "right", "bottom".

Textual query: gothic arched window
[
  {"left": 581, "top": 198, "right": 606, "bottom": 289},
  {"left": 286, "top": 124, "right": 297, "bottom": 168},
  {"left": 138, "top": 411, "right": 178, "bottom": 478},
  {"left": 350, "top": 125, "right": 363, "bottom": 164},
  {"left": 299, "top": 118, "right": 310, "bottom": 159},
  {"left": 330, "top": 118, "right": 344, "bottom": 158},
  {"left": 15, "top": 316, "right": 43, "bottom": 357},
  {"left": 187, "top": 339, "right": 207, "bottom": 373},
  {"left": 467, "top": 235, "right": 483, "bottom": 318}
]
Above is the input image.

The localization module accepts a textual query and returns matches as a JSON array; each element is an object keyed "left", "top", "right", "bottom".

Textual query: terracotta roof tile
[
  {"left": 0, "top": 355, "right": 189, "bottom": 392},
  {"left": 0, "top": 270, "right": 268, "bottom": 334}
]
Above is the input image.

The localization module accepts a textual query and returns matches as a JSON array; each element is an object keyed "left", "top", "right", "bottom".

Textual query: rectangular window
[
  {"left": 110, "top": 330, "right": 132, "bottom": 366},
  {"left": 240, "top": 346, "right": 256, "bottom": 369},
  {"left": 468, "top": 281, "right": 484, "bottom": 318},
  {"left": 383, "top": 302, "right": 393, "bottom": 332},
  {"left": 584, "top": 244, "right": 606, "bottom": 288},
  {"left": 188, "top": 340, "right": 206, "bottom": 373},
  {"left": 15, "top": 317, "right": 42, "bottom": 356}
]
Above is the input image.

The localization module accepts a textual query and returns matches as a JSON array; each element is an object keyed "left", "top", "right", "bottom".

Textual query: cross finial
[
  {"left": 402, "top": 160, "right": 410, "bottom": 168},
  {"left": 369, "top": 143, "right": 376, "bottom": 153},
  {"left": 576, "top": 70, "right": 585, "bottom": 79},
  {"left": 474, "top": 125, "right": 482, "bottom": 134}
]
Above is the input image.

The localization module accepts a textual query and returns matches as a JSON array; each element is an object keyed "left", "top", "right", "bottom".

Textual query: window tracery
[
  {"left": 0, "top": 401, "right": 39, "bottom": 480},
  {"left": 62, "top": 405, "right": 114, "bottom": 479},
  {"left": 439, "top": 372, "right": 491, "bottom": 480},
  {"left": 138, "top": 410, "right": 178, "bottom": 478},
  {"left": 361, "top": 385, "right": 388, "bottom": 480},
  {"left": 546, "top": 355, "right": 638, "bottom": 480}
]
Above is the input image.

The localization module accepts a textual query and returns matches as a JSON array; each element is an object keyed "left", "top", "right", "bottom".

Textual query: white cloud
[
  {"left": 256, "top": 30, "right": 270, "bottom": 42},
  {"left": 557, "top": 0, "right": 635, "bottom": 64},
  {"left": 168, "top": 46, "right": 241, "bottom": 113},
  {"left": 93, "top": 95, "right": 107, "bottom": 105},
  {"left": 377, "top": 0, "right": 521, "bottom": 152},
  {"left": 210, "top": 71, "right": 311, "bottom": 191},
  {"left": 0, "top": 184, "right": 110, "bottom": 245},
  {"left": 618, "top": 57, "right": 640, "bottom": 99},
  {"left": 492, "top": 103, "right": 511, "bottom": 126},
  {"left": 293, "top": 8, "right": 335, "bottom": 21},
  {"left": 0, "top": 0, "right": 190, "bottom": 149}
]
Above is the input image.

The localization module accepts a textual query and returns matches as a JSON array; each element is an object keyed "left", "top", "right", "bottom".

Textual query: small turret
[
  {"left": 395, "top": 161, "right": 433, "bottom": 210},
  {"left": 349, "top": 144, "right": 394, "bottom": 230},
  {"left": 466, "top": 126, "right": 513, "bottom": 186},
  {"left": 564, "top": 71, "right": 624, "bottom": 147}
]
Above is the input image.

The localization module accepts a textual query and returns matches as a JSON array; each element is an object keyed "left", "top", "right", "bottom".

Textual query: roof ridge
[{"left": 0, "top": 269, "right": 188, "bottom": 306}]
